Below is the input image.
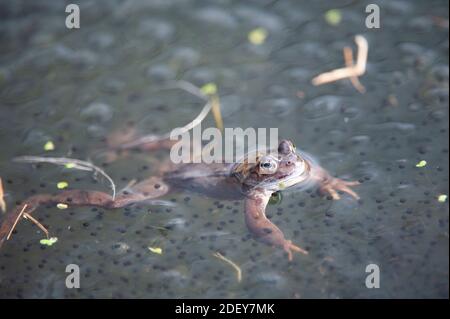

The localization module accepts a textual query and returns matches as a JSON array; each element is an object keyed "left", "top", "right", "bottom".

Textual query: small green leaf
[
  {"left": 57, "top": 181, "right": 69, "bottom": 189},
  {"left": 438, "top": 194, "right": 447, "bottom": 203},
  {"left": 248, "top": 28, "right": 268, "bottom": 45},
  {"left": 65, "top": 163, "right": 76, "bottom": 169},
  {"left": 40, "top": 237, "right": 58, "bottom": 246},
  {"left": 324, "top": 9, "right": 342, "bottom": 26},
  {"left": 200, "top": 83, "right": 218, "bottom": 96},
  {"left": 43, "top": 141, "right": 55, "bottom": 151},
  {"left": 148, "top": 247, "right": 163, "bottom": 254},
  {"left": 56, "top": 203, "right": 68, "bottom": 209},
  {"left": 416, "top": 160, "right": 427, "bottom": 168}
]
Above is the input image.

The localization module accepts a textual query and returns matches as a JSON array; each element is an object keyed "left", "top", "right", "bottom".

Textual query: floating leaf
[
  {"left": 148, "top": 247, "right": 163, "bottom": 254},
  {"left": 65, "top": 163, "right": 76, "bottom": 169},
  {"left": 438, "top": 194, "right": 447, "bottom": 203},
  {"left": 248, "top": 28, "right": 267, "bottom": 45},
  {"left": 56, "top": 203, "right": 68, "bottom": 209},
  {"left": 43, "top": 141, "right": 55, "bottom": 151},
  {"left": 57, "top": 181, "right": 69, "bottom": 189},
  {"left": 324, "top": 9, "right": 342, "bottom": 26},
  {"left": 416, "top": 160, "right": 427, "bottom": 168},
  {"left": 40, "top": 237, "right": 58, "bottom": 246},
  {"left": 200, "top": 83, "right": 217, "bottom": 96}
]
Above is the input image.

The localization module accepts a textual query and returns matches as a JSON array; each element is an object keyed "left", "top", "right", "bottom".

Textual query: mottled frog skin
[{"left": 0, "top": 138, "right": 359, "bottom": 261}]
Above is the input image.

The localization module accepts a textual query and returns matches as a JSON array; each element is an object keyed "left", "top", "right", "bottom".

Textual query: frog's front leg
[
  {"left": 320, "top": 178, "right": 360, "bottom": 200},
  {"left": 309, "top": 165, "right": 360, "bottom": 200},
  {"left": 244, "top": 189, "right": 308, "bottom": 261}
]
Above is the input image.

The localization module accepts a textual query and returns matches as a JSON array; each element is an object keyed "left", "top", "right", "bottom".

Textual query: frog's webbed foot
[
  {"left": 320, "top": 178, "right": 360, "bottom": 200},
  {"left": 244, "top": 190, "right": 308, "bottom": 261}
]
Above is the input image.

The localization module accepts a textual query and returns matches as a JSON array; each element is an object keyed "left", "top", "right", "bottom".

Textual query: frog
[{"left": 0, "top": 138, "right": 359, "bottom": 261}]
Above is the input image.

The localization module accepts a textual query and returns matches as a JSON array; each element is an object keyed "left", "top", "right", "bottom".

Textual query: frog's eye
[{"left": 259, "top": 156, "right": 278, "bottom": 174}]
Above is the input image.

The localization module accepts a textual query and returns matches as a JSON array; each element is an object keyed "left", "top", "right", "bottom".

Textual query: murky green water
[{"left": 0, "top": 0, "right": 448, "bottom": 298}]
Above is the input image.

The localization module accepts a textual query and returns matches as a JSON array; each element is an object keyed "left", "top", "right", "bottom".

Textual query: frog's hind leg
[
  {"left": 112, "top": 176, "right": 170, "bottom": 207},
  {"left": 107, "top": 126, "right": 177, "bottom": 152},
  {"left": 0, "top": 176, "right": 169, "bottom": 249}
]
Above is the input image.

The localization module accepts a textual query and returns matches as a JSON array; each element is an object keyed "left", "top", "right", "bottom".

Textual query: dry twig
[
  {"left": 23, "top": 213, "right": 49, "bottom": 239},
  {"left": 0, "top": 177, "right": 6, "bottom": 213},
  {"left": 343, "top": 46, "right": 366, "bottom": 93},
  {"left": 6, "top": 204, "right": 27, "bottom": 240},
  {"left": 213, "top": 252, "right": 242, "bottom": 283},
  {"left": 13, "top": 156, "right": 116, "bottom": 200},
  {"left": 312, "top": 35, "right": 368, "bottom": 93},
  {"left": 119, "top": 81, "right": 213, "bottom": 149}
]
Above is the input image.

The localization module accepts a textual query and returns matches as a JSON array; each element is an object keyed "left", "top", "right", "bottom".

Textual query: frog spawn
[{"left": 0, "top": 0, "right": 448, "bottom": 299}]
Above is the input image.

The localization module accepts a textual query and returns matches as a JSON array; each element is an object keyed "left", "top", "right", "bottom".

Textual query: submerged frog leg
[
  {"left": 309, "top": 165, "right": 360, "bottom": 200},
  {"left": 319, "top": 178, "right": 360, "bottom": 200},
  {"left": 101, "top": 126, "right": 178, "bottom": 163},
  {"left": 107, "top": 126, "right": 177, "bottom": 152},
  {"left": 0, "top": 177, "right": 169, "bottom": 249},
  {"left": 244, "top": 189, "right": 308, "bottom": 261}
]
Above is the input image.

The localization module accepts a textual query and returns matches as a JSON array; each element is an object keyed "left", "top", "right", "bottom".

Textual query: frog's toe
[
  {"left": 339, "top": 184, "right": 360, "bottom": 200},
  {"left": 283, "top": 240, "right": 308, "bottom": 261},
  {"left": 335, "top": 180, "right": 360, "bottom": 200},
  {"left": 321, "top": 179, "right": 360, "bottom": 200},
  {"left": 329, "top": 188, "right": 341, "bottom": 200}
]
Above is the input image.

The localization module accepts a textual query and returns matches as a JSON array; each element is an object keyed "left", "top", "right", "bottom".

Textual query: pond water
[{"left": 0, "top": 0, "right": 448, "bottom": 298}]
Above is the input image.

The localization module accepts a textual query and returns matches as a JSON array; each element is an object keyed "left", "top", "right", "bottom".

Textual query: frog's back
[{"left": 163, "top": 163, "right": 244, "bottom": 199}]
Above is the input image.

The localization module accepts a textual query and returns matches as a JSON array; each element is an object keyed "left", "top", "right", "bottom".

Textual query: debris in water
[
  {"left": 13, "top": 156, "right": 117, "bottom": 200},
  {"left": 0, "top": 177, "right": 6, "bottom": 213},
  {"left": 39, "top": 237, "right": 58, "bottom": 246},
  {"left": 416, "top": 160, "right": 427, "bottom": 168},
  {"left": 248, "top": 28, "right": 267, "bottom": 45},
  {"left": 119, "top": 81, "right": 212, "bottom": 149},
  {"left": 343, "top": 46, "right": 366, "bottom": 93},
  {"left": 324, "top": 9, "right": 342, "bottom": 26},
  {"left": 312, "top": 35, "right": 368, "bottom": 94},
  {"left": 438, "top": 194, "right": 447, "bottom": 203},
  {"left": 201, "top": 82, "right": 223, "bottom": 131},
  {"left": 200, "top": 83, "right": 217, "bottom": 95},
  {"left": 23, "top": 212, "right": 49, "bottom": 239},
  {"left": 213, "top": 252, "right": 242, "bottom": 283},
  {"left": 57, "top": 181, "right": 69, "bottom": 189},
  {"left": 6, "top": 204, "right": 27, "bottom": 240},
  {"left": 43, "top": 141, "right": 55, "bottom": 151},
  {"left": 148, "top": 247, "right": 163, "bottom": 254}
]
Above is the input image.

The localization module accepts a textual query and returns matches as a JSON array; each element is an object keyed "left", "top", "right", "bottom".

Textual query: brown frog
[{"left": 0, "top": 138, "right": 359, "bottom": 260}]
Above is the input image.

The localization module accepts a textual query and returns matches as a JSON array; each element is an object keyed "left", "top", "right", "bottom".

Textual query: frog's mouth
[{"left": 260, "top": 160, "right": 311, "bottom": 191}]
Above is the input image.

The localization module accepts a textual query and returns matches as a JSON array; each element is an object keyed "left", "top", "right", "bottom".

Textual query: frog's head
[{"left": 231, "top": 140, "right": 312, "bottom": 192}]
